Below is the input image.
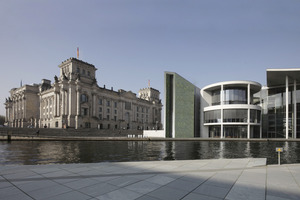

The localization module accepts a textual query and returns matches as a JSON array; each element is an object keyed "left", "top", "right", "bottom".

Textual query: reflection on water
[{"left": 1, "top": 141, "right": 300, "bottom": 165}]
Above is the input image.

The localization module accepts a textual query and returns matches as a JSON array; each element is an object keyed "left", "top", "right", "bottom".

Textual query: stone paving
[{"left": 1, "top": 158, "right": 300, "bottom": 200}]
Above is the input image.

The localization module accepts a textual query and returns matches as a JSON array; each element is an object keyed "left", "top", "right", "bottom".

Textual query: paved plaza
[{"left": 1, "top": 158, "right": 300, "bottom": 200}]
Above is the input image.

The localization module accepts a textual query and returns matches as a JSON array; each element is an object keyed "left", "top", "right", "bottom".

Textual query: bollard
[{"left": 276, "top": 147, "right": 283, "bottom": 165}]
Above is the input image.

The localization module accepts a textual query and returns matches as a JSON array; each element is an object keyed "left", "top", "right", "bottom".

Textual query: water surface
[{"left": 0, "top": 141, "right": 299, "bottom": 165}]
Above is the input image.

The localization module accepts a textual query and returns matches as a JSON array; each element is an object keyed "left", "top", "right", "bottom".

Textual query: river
[{"left": 1, "top": 140, "right": 300, "bottom": 165}]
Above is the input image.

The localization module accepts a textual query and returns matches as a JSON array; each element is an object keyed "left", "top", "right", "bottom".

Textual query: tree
[{"left": 0, "top": 115, "right": 5, "bottom": 125}]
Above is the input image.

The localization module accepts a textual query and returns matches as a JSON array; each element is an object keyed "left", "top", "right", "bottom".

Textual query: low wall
[
  {"left": 143, "top": 130, "right": 165, "bottom": 138},
  {"left": 0, "top": 127, "right": 143, "bottom": 138}
]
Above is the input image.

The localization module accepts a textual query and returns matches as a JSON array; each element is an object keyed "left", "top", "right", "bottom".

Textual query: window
[
  {"left": 88, "top": 71, "right": 90, "bottom": 76},
  {"left": 107, "top": 115, "right": 110, "bottom": 120},
  {"left": 99, "top": 107, "right": 102, "bottom": 112},
  {"left": 142, "top": 108, "right": 144, "bottom": 113},
  {"left": 224, "top": 126, "right": 247, "bottom": 138},
  {"left": 204, "top": 110, "right": 221, "bottom": 123},
  {"left": 125, "top": 102, "right": 131, "bottom": 110},
  {"left": 212, "top": 90, "right": 221, "bottom": 105},
  {"left": 107, "top": 100, "right": 110, "bottom": 107},
  {"left": 146, "top": 108, "right": 148, "bottom": 113},
  {"left": 81, "top": 94, "right": 88, "bottom": 103},
  {"left": 114, "top": 116, "right": 117, "bottom": 121},
  {"left": 114, "top": 102, "right": 117, "bottom": 108},
  {"left": 99, "top": 114, "right": 102, "bottom": 120},
  {"left": 114, "top": 110, "right": 117, "bottom": 114},
  {"left": 76, "top": 67, "right": 80, "bottom": 73},
  {"left": 250, "top": 109, "right": 261, "bottom": 123},
  {"left": 115, "top": 125, "right": 118, "bottom": 129},
  {"left": 55, "top": 121, "right": 58, "bottom": 128},
  {"left": 107, "top": 108, "right": 110, "bottom": 113},
  {"left": 223, "top": 109, "right": 247, "bottom": 122},
  {"left": 98, "top": 99, "right": 102, "bottom": 105},
  {"left": 82, "top": 69, "right": 85, "bottom": 75},
  {"left": 137, "top": 107, "right": 139, "bottom": 112},
  {"left": 82, "top": 108, "right": 88, "bottom": 116},
  {"left": 85, "top": 122, "right": 90, "bottom": 128},
  {"left": 108, "top": 124, "right": 110, "bottom": 129},
  {"left": 223, "top": 89, "right": 247, "bottom": 104}
]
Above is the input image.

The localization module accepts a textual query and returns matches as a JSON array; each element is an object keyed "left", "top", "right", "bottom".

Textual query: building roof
[
  {"left": 59, "top": 57, "right": 97, "bottom": 69},
  {"left": 267, "top": 68, "right": 300, "bottom": 87},
  {"left": 202, "top": 80, "right": 261, "bottom": 93}
]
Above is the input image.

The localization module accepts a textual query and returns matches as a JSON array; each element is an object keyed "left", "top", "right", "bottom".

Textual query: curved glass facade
[
  {"left": 211, "top": 90, "right": 221, "bottom": 105},
  {"left": 223, "top": 109, "right": 247, "bottom": 123},
  {"left": 224, "top": 125, "right": 247, "bottom": 138},
  {"left": 204, "top": 110, "right": 221, "bottom": 123},
  {"left": 223, "top": 89, "right": 247, "bottom": 104},
  {"left": 203, "top": 81, "right": 262, "bottom": 139}
]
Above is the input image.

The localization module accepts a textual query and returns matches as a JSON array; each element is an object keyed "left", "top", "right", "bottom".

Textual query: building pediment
[{"left": 120, "top": 90, "right": 136, "bottom": 99}]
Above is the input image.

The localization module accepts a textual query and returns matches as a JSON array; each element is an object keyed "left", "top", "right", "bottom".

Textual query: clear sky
[{"left": 1, "top": 0, "right": 300, "bottom": 116}]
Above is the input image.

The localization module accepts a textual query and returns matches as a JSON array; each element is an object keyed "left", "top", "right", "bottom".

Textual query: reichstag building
[{"left": 5, "top": 58, "right": 162, "bottom": 130}]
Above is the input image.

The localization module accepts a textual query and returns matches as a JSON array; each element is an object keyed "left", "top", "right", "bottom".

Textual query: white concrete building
[{"left": 201, "top": 81, "right": 261, "bottom": 138}]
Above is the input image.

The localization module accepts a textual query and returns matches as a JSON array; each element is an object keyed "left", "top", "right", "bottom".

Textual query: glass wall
[
  {"left": 250, "top": 109, "right": 261, "bottom": 123},
  {"left": 224, "top": 125, "right": 247, "bottom": 138},
  {"left": 250, "top": 125, "right": 260, "bottom": 138},
  {"left": 262, "top": 88, "right": 295, "bottom": 138},
  {"left": 204, "top": 110, "right": 221, "bottom": 123},
  {"left": 223, "top": 109, "right": 247, "bottom": 123},
  {"left": 223, "top": 89, "right": 247, "bottom": 104},
  {"left": 209, "top": 126, "right": 221, "bottom": 138},
  {"left": 211, "top": 90, "right": 221, "bottom": 105}
]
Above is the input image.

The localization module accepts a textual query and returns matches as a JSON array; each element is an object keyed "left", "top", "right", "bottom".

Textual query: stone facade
[{"left": 5, "top": 58, "right": 162, "bottom": 130}]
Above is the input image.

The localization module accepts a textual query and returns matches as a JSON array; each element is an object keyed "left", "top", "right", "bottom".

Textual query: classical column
[
  {"left": 39, "top": 96, "right": 42, "bottom": 127},
  {"left": 12, "top": 98, "right": 15, "bottom": 122},
  {"left": 22, "top": 96, "right": 25, "bottom": 119},
  {"left": 54, "top": 93, "right": 57, "bottom": 117},
  {"left": 57, "top": 92, "right": 60, "bottom": 116},
  {"left": 286, "top": 75, "right": 289, "bottom": 139},
  {"left": 294, "top": 79, "right": 297, "bottom": 138},
  {"left": 76, "top": 89, "right": 80, "bottom": 116},
  {"left": 61, "top": 90, "right": 65, "bottom": 116},
  {"left": 92, "top": 93, "right": 96, "bottom": 117}
]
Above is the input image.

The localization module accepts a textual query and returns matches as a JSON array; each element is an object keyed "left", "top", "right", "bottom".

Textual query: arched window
[{"left": 81, "top": 94, "right": 88, "bottom": 103}]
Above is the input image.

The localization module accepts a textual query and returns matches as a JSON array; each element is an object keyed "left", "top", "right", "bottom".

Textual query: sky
[{"left": 1, "top": 0, "right": 300, "bottom": 116}]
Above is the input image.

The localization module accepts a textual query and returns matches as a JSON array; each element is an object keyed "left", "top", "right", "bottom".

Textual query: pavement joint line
[
  {"left": 223, "top": 164, "right": 245, "bottom": 199},
  {"left": 0, "top": 174, "right": 34, "bottom": 199},
  {"left": 287, "top": 165, "right": 300, "bottom": 189},
  {"left": 0, "top": 166, "right": 268, "bottom": 183},
  {"left": 178, "top": 171, "right": 217, "bottom": 199}
]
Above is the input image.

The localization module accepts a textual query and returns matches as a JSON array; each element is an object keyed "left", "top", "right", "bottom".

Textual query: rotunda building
[{"left": 201, "top": 81, "right": 262, "bottom": 138}]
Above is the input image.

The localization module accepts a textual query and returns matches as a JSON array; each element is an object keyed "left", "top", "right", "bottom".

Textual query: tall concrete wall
[{"left": 165, "top": 72, "right": 201, "bottom": 138}]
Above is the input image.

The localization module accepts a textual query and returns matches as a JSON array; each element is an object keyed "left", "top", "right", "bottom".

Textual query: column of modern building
[{"left": 286, "top": 75, "right": 297, "bottom": 139}]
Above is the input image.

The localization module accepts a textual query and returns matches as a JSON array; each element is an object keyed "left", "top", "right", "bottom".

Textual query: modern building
[
  {"left": 164, "top": 72, "right": 200, "bottom": 138},
  {"left": 164, "top": 68, "right": 300, "bottom": 139},
  {"left": 201, "top": 81, "right": 261, "bottom": 138},
  {"left": 5, "top": 58, "right": 162, "bottom": 130}
]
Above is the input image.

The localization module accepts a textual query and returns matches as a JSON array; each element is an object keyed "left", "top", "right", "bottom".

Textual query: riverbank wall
[
  {"left": 0, "top": 127, "right": 143, "bottom": 141},
  {"left": 1, "top": 127, "right": 300, "bottom": 142}
]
